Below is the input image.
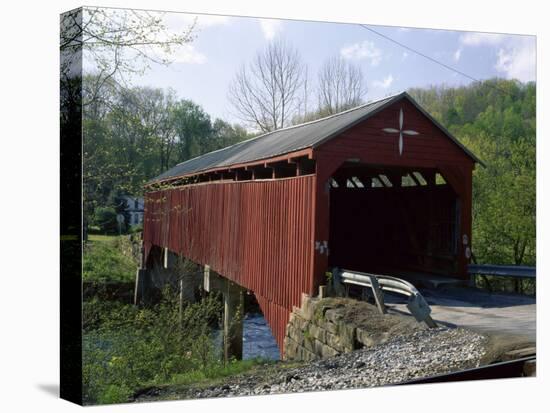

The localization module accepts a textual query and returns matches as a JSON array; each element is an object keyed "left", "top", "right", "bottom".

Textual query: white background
[{"left": 0, "top": 0, "right": 546, "bottom": 411}]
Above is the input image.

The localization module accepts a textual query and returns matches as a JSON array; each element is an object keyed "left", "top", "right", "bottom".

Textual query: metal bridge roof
[{"left": 151, "top": 92, "right": 480, "bottom": 184}]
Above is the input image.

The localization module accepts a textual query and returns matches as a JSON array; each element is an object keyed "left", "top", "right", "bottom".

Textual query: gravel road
[{"left": 387, "top": 287, "right": 536, "bottom": 341}]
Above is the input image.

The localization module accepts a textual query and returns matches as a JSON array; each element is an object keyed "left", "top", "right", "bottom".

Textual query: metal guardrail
[
  {"left": 468, "top": 264, "right": 536, "bottom": 279},
  {"left": 333, "top": 268, "right": 437, "bottom": 328}
]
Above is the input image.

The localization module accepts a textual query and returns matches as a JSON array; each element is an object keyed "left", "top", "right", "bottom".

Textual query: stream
[
  {"left": 242, "top": 313, "right": 280, "bottom": 360},
  {"left": 214, "top": 312, "right": 280, "bottom": 360}
]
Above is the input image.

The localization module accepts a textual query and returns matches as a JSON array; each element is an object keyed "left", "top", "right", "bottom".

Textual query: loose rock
[{"left": 134, "top": 327, "right": 488, "bottom": 401}]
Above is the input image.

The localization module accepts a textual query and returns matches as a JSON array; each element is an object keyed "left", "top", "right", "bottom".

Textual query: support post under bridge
[{"left": 134, "top": 248, "right": 245, "bottom": 361}]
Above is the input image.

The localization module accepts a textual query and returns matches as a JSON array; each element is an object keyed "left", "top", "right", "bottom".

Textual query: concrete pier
[
  {"left": 203, "top": 265, "right": 244, "bottom": 361},
  {"left": 223, "top": 280, "right": 244, "bottom": 361},
  {"left": 136, "top": 253, "right": 245, "bottom": 361},
  {"left": 134, "top": 267, "right": 152, "bottom": 305},
  {"left": 163, "top": 248, "right": 197, "bottom": 304},
  {"left": 135, "top": 247, "right": 201, "bottom": 306}
]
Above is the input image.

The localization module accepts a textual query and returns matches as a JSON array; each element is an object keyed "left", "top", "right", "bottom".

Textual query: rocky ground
[{"left": 133, "top": 326, "right": 488, "bottom": 402}]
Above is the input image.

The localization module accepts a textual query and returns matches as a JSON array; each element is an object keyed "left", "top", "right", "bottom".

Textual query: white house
[{"left": 122, "top": 195, "right": 144, "bottom": 226}]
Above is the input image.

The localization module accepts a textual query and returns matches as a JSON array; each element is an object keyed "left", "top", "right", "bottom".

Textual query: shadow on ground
[{"left": 36, "top": 383, "right": 59, "bottom": 398}]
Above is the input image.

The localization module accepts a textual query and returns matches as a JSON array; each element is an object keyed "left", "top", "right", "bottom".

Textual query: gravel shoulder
[{"left": 133, "top": 326, "right": 490, "bottom": 402}]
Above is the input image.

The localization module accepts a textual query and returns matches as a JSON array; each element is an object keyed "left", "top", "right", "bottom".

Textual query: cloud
[
  {"left": 494, "top": 39, "right": 536, "bottom": 82},
  {"left": 340, "top": 40, "right": 382, "bottom": 66},
  {"left": 194, "top": 15, "right": 230, "bottom": 28},
  {"left": 157, "top": 13, "right": 232, "bottom": 65},
  {"left": 453, "top": 48, "right": 462, "bottom": 62},
  {"left": 259, "top": 19, "right": 282, "bottom": 41},
  {"left": 155, "top": 43, "right": 206, "bottom": 64},
  {"left": 401, "top": 51, "right": 409, "bottom": 61},
  {"left": 172, "top": 44, "right": 207, "bottom": 64},
  {"left": 459, "top": 32, "right": 505, "bottom": 46},
  {"left": 459, "top": 32, "right": 535, "bottom": 82},
  {"left": 373, "top": 74, "right": 394, "bottom": 89}
]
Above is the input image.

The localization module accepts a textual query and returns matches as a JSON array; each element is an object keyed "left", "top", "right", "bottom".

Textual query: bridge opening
[{"left": 328, "top": 162, "right": 460, "bottom": 277}]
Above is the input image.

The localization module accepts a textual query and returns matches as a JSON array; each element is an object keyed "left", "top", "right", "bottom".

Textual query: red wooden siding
[
  {"left": 316, "top": 99, "right": 475, "bottom": 168},
  {"left": 311, "top": 99, "right": 474, "bottom": 288},
  {"left": 143, "top": 176, "right": 316, "bottom": 350}
]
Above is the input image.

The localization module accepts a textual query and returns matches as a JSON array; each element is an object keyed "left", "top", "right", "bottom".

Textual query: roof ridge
[
  {"left": 166, "top": 92, "right": 406, "bottom": 170},
  {"left": 252, "top": 91, "right": 406, "bottom": 136}
]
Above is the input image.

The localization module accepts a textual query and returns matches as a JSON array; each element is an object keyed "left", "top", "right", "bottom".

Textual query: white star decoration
[{"left": 382, "top": 108, "right": 419, "bottom": 155}]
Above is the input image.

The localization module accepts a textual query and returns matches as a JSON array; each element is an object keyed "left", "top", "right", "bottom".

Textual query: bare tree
[
  {"left": 317, "top": 56, "right": 367, "bottom": 115},
  {"left": 60, "top": 7, "right": 196, "bottom": 105},
  {"left": 295, "top": 66, "right": 311, "bottom": 121},
  {"left": 228, "top": 39, "right": 306, "bottom": 132}
]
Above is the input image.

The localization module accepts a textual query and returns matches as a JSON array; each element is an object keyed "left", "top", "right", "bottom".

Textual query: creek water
[
  {"left": 242, "top": 313, "right": 280, "bottom": 360},
  {"left": 214, "top": 312, "right": 280, "bottom": 360}
]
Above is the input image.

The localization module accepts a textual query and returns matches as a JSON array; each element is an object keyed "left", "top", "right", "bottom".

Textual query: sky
[{"left": 85, "top": 9, "right": 536, "bottom": 126}]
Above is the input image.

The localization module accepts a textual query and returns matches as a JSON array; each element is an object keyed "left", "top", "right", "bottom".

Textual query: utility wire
[{"left": 359, "top": 24, "right": 517, "bottom": 98}]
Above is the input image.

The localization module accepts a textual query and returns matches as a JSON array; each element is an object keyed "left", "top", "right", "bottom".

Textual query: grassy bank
[
  {"left": 83, "top": 235, "right": 137, "bottom": 283},
  {"left": 83, "top": 293, "right": 271, "bottom": 404}
]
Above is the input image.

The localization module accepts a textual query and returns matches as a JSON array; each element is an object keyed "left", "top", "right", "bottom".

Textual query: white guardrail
[{"left": 332, "top": 268, "right": 438, "bottom": 328}]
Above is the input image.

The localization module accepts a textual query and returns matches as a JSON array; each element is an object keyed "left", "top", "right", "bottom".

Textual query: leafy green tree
[
  {"left": 172, "top": 100, "right": 213, "bottom": 161},
  {"left": 208, "top": 119, "right": 251, "bottom": 152},
  {"left": 93, "top": 207, "right": 118, "bottom": 234},
  {"left": 409, "top": 79, "right": 536, "bottom": 266},
  {"left": 464, "top": 134, "right": 535, "bottom": 265},
  {"left": 63, "top": 6, "right": 196, "bottom": 236},
  {"left": 108, "top": 190, "right": 131, "bottom": 229},
  {"left": 82, "top": 82, "right": 251, "bottom": 225}
]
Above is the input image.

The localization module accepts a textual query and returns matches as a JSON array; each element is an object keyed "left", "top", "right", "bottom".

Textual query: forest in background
[
  {"left": 83, "top": 78, "right": 536, "bottom": 267},
  {"left": 409, "top": 79, "right": 536, "bottom": 266},
  {"left": 83, "top": 76, "right": 251, "bottom": 227}
]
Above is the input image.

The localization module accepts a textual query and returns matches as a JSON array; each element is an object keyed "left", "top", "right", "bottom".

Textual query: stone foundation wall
[{"left": 283, "top": 294, "right": 421, "bottom": 361}]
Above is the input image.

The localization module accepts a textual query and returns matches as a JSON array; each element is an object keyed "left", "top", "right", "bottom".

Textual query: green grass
[
  {"left": 168, "top": 358, "right": 273, "bottom": 387},
  {"left": 135, "top": 358, "right": 304, "bottom": 402},
  {"left": 83, "top": 235, "right": 137, "bottom": 283},
  {"left": 88, "top": 234, "right": 115, "bottom": 242}
]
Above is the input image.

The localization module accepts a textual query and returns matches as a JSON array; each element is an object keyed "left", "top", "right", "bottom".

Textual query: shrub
[
  {"left": 97, "top": 384, "right": 133, "bottom": 405},
  {"left": 93, "top": 207, "right": 119, "bottom": 234},
  {"left": 83, "top": 236, "right": 137, "bottom": 283},
  {"left": 87, "top": 225, "right": 101, "bottom": 234},
  {"left": 83, "top": 289, "right": 225, "bottom": 405},
  {"left": 129, "top": 223, "right": 143, "bottom": 234}
]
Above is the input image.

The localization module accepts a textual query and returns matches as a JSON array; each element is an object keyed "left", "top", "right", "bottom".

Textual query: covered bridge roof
[{"left": 150, "top": 92, "right": 480, "bottom": 184}]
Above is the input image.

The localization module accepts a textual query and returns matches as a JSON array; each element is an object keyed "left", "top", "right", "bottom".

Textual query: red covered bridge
[{"left": 142, "top": 92, "right": 481, "bottom": 352}]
